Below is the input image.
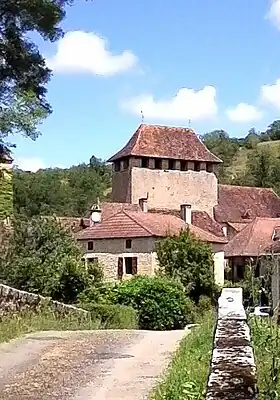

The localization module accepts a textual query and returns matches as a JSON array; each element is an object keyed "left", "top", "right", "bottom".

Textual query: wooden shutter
[
  {"left": 132, "top": 257, "right": 137, "bottom": 275},
  {"left": 117, "top": 257, "right": 123, "bottom": 280}
]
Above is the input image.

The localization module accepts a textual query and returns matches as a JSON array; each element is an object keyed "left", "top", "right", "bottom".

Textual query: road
[{"left": 0, "top": 329, "right": 187, "bottom": 400}]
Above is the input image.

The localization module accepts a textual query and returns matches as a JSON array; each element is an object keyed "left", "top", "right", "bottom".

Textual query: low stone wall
[
  {"left": 0, "top": 283, "right": 88, "bottom": 317},
  {"left": 206, "top": 288, "right": 258, "bottom": 399}
]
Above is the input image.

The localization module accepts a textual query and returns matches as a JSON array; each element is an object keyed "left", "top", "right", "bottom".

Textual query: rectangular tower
[{"left": 108, "top": 124, "right": 222, "bottom": 216}]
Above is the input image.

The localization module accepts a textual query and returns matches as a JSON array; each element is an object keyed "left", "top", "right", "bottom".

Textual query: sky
[{"left": 13, "top": 0, "right": 280, "bottom": 171}]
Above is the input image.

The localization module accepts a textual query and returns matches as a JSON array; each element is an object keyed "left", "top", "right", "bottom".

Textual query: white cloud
[
  {"left": 225, "top": 103, "right": 263, "bottom": 123},
  {"left": 267, "top": 0, "right": 280, "bottom": 29},
  {"left": 15, "top": 158, "right": 45, "bottom": 172},
  {"left": 121, "top": 86, "right": 218, "bottom": 122},
  {"left": 47, "top": 31, "right": 138, "bottom": 76},
  {"left": 261, "top": 79, "right": 280, "bottom": 109}
]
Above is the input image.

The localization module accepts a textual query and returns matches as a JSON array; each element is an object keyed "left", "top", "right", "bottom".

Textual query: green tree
[
  {"left": 0, "top": 0, "right": 72, "bottom": 150},
  {"left": 202, "top": 130, "right": 240, "bottom": 182},
  {"left": 266, "top": 120, "right": 280, "bottom": 141},
  {"left": 0, "top": 215, "right": 90, "bottom": 303},
  {"left": 156, "top": 230, "right": 216, "bottom": 303},
  {"left": 13, "top": 161, "right": 112, "bottom": 217}
]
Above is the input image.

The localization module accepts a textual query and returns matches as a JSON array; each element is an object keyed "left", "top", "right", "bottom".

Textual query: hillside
[
  {"left": 12, "top": 160, "right": 112, "bottom": 217},
  {"left": 227, "top": 140, "right": 280, "bottom": 178}
]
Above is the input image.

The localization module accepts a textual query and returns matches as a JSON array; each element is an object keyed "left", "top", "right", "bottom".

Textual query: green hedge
[{"left": 111, "top": 276, "right": 195, "bottom": 330}]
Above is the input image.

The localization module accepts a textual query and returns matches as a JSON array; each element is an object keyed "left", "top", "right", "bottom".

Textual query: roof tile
[{"left": 108, "top": 124, "right": 222, "bottom": 163}]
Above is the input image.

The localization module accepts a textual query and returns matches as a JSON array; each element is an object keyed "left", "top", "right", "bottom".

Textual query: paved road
[{"left": 0, "top": 329, "right": 187, "bottom": 400}]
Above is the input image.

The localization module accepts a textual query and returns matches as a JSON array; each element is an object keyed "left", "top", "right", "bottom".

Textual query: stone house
[
  {"left": 76, "top": 202, "right": 227, "bottom": 284},
  {"left": 74, "top": 123, "right": 280, "bottom": 285}
]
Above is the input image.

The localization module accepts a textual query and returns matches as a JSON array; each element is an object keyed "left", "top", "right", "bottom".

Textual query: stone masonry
[{"left": 0, "top": 283, "right": 88, "bottom": 317}]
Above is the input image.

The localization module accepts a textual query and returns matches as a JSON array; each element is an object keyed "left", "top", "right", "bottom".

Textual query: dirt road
[{"left": 0, "top": 329, "right": 187, "bottom": 399}]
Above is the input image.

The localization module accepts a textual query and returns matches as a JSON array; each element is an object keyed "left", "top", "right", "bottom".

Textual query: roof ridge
[
  {"left": 219, "top": 184, "right": 274, "bottom": 191},
  {"left": 122, "top": 210, "right": 154, "bottom": 235}
]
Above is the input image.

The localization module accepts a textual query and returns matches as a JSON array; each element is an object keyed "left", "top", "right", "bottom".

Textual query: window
[
  {"left": 123, "top": 158, "right": 129, "bottom": 170},
  {"left": 88, "top": 241, "right": 94, "bottom": 250},
  {"left": 125, "top": 257, "right": 137, "bottom": 275},
  {"left": 125, "top": 239, "right": 132, "bottom": 249},
  {"left": 206, "top": 163, "right": 214, "bottom": 173},
  {"left": 118, "top": 257, "right": 123, "bottom": 280},
  {"left": 180, "top": 161, "right": 188, "bottom": 171},
  {"left": 155, "top": 158, "right": 162, "bottom": 169},
  {"left": 88, "top": 257, "right": 98, "bottom": 263},
  {"left": 141, "top": 157, "right": 149, "bottom": 168},
  {"left": 168, "top": 159, "right": 176, "bottom": 170},
  {"left": 114, "top": 161, "right": 120, "bottom": 172},
  {"left": 194, "top": 162, "right": 200, "bottom": 172}
]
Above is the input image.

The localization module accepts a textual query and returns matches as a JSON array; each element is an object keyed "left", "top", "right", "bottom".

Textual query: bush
[
  {"left": 82, "top": 303, "right": 138, "bottom": 329},
  {"left": 197, "top": 295, "right": 213, "bottom": 314},
  {"left": 111, "top": 276, "right": 195, "bottom": 330}
]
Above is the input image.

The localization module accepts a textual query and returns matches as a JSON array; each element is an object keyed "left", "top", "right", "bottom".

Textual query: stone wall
[
  {"left": 0, "top": 284, "right": 88, "bottom": 317},
  {"left": 131, "top": 167, "right": 218, "bottom": 216},
  {"left": 206, "top": 288, "right": 257, "bottom": 399}
]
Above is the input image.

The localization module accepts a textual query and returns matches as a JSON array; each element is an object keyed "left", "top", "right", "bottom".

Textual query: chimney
[
  {"left": 89, "top": 201, "right": 101, "bottom": 227},
  {"left": 139, "top": 197, "right": 148, "bottom": 213},
  {"left": 180, "top": 204, "right": 191, "bottom": 224},
  {"left": 222, "top": 225, "right": 228, "bottom": 237}
]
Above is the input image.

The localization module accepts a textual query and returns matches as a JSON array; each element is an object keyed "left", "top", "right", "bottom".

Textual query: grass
[
  {"left": 0, "top": 310, "right": 100, "bottom": 344},
  {"left": 150, "top": 312, "right": 215, "bottom": 400},
  {"left": 249, "top": 316, "right": 280, "bottom": 399}
]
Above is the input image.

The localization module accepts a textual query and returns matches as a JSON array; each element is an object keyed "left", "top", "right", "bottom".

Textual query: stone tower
[{"left": 108, "top": 124, "right": 222, "bottom": 216}]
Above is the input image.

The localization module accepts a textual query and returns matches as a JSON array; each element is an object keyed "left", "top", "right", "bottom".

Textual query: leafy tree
[
  {"left": 156, "top": 230, "right": 216, "bottom": 303},
  {"left": 244, "top": 128, "right": 260, "bottom": 149},
  {"left": 0, "top": 0, "right": 72, "bottom": 150},
  {"left": 0, "top": 215, "right": 90, "bottom": 303},
  {"left": 202, "top": 130, "right": 240, "bottom": 182},
  {"left": 111, "top": 276, "right": 194, "bottom": 330},
  {"left": 13, "top": 162, "right": 112, "bottom": 217},
  {"left": 266, "top": 120, "right": 280, "bottom": 141}
]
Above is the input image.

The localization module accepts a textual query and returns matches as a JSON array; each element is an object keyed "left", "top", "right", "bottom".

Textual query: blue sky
[{"left": 14, "top": 0, "right": 280, "bottom": 171}]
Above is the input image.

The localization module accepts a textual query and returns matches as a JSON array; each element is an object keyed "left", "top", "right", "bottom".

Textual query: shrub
[
  {"left": 156, "top": 230, "right": 216, "bottom": 303},
  {"left": 197, "top": 295, "right": 213, "bottom": 314},
  {"left": 82, "top": 303, "right": 138, "bottom": 329},
  {"left": 111, "top": 276, "right": 195, "bottom": 330}
]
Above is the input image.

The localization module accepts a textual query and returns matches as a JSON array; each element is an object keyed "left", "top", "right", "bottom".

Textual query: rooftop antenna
[{"left": 141, "top": 110, "right": 144, "bottom": 123}]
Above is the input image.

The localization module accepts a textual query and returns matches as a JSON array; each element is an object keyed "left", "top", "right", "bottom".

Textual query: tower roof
[{"left": 107, "top": 124, "right": 222, "bottom": 163}]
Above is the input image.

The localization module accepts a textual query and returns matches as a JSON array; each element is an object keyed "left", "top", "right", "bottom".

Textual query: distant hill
[
  {"left": 13, "top": 160, "right": 112, "bottom": 217},
  {"left": 227, "top": 140, "right": 280, "bottom": 179}
]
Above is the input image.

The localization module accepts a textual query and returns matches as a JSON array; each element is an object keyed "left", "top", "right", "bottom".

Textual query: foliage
[
  {"left": 250, "top": 317, "right": 280, "bottom": 399},
  {"left": 13, "top": 161, "right": 111, "bottom": 217},
  {"left": 0, "top": 215, "right": 90, "bottom": 303},
  {"left": 156, "top": 230, "right": 216, "bottom": 303},
  {"left": 111, "top": 276, "right": 194, "bottom": 330},
  {"left": 0, "top": 0, "right": 72, "bottom": 149},
  {"left": 81, "top": 303, "right": 138, "bottom": 330},
  {"left": 150, "top": 312, "right": 214, "bottom": 400},
  {"left": 0, "top": 169, "right": 13, "bottom": 219}
]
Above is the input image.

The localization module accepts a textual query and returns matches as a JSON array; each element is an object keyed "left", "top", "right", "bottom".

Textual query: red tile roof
[
  {"left": 85, "top": 202, "right": 141, "bottom": 220},
  {"left": 227, "top": 222, "right": 249, "bottom": 233},
  {"left": 76, "top": 210, "right": 227, "bottom": 243},
  {"left": 224, "top": 218, "right": 280, "bottom": 257},
  {"left": 108, "top": 124, "right": 222, "bottom": 163},
  {"left": 214, "top": 184, "right": 280, "bottom": 223},
  {"left": 148, "top": 208, "right": 225, "bottom": 238}
]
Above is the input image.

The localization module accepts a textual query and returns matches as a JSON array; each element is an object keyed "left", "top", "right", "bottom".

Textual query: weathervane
[{"left": 141, "top": 110, "right": 144, "bottom": 123}]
